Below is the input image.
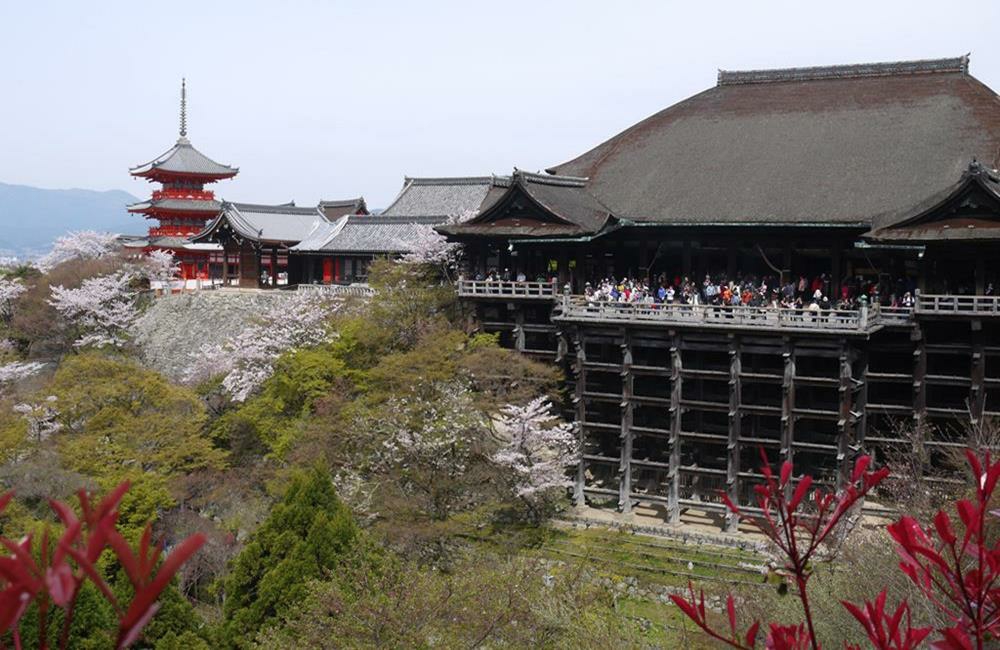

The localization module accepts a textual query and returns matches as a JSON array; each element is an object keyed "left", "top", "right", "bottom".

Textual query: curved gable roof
[
  {"left": 130, "top": 137, "right": 238, "bottom": 179},
  {"left": 548, "top": 56, "right": 1000, "bottom": 228}
]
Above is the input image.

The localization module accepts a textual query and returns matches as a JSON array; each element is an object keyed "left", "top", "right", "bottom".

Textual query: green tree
[
  {"left": 221, "top": 468, "right": 357, "bottom": 648},
  {"left": 209, "top": 345, "right": 347, "bottom": 460}
]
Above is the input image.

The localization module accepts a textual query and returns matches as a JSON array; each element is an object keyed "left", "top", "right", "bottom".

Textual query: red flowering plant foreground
[
  {"left": 671, "top": 449, "right": 1000, "bottom": 649},
  {"left": 0, "top": 481, "right": 205, "bottom": 650}
]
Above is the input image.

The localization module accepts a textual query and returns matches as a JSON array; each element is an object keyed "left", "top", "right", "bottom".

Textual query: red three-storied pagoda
[{"left": 127, "top": 80, "right": 238, "bottom": 280}]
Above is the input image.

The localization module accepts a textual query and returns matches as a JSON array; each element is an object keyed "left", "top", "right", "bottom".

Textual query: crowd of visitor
[
  {"left": 582, "top": 272, "right": 918, "bottom": 311},
  {"left": 470, "top": 268, "right": 927, "bottom": 312}
]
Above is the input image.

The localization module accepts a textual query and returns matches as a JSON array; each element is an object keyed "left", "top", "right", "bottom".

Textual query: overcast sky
[{"left": 3, "top": 0, "right": 1000, "bottom": 209}]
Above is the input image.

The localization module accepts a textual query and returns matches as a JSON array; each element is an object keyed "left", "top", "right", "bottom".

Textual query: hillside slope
[{"left": 0, "top": 182, "right": 140, "bottom": 257}]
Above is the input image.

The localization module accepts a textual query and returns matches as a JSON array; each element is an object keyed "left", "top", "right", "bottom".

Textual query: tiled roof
[
  {"left": 130, "top": 137, "right": 238, "bottom": 179},
  {"left": 290, "top": 215, "right": 446, "bottom": 254},
  {"left": 438, "top": 170, "right": 613, "bottom": 238},
  {"left": 193, "top": 202, "right": 327, "bottom": 245},
  {"left": 319, "top": 197, "right": 368, "bottom": 219},
  {"left": 127, "top": 198, "right": 221, "bottom": 213},
  {"left": 717, "top": 56, "right": 968, "bottom": 86},
  {"left": 549, "top": 55, "right": 1000, "bottom": 228},
  {"left": 381, "top": 176, "right": 509, "bottom": 217}
]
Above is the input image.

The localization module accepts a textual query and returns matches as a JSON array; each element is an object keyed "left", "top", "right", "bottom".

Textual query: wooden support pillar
[
  {"left": 726, "top": 335, "right": 741, "bottom": 533},
  {"left": 619, "top": 330, "right": 634, "bottom": 514},
  {"left": 682, "top": 240, "right": 692, "bottom": 281},
  {"left": 970, "top": 320, "right": 986, "bottom": 437},
  {"left": 270, "top": 248, "right": 278, "bottom": 287},
  {"left": 855, "top": 345, "right": 869, "bottom": 450},
  {"left": 727, "top": 241, "right": 737, "bottom": 280},
  {"left": 668, "top": 330, "right": 683, "bottom": 524},
  {"left": 781, "top": 339, "right": 796, "bottom": 474},
  {"left": 221, "top": 246, "right": 229, "bottom": 286},
  {"left": 513, "top": 307, "right": 525, "bottom": 353},
  {"left": 912, "top": 325, "right": 927, "bottom": 475},
  {"left": 975, "top": 255, "right": 986, "bottom": 295},
  {"left": 573, "top": 331, "right": 587, "bottom": 507},
  {"left": 837, "top": 339, "right": 855, "bottom": 489}
]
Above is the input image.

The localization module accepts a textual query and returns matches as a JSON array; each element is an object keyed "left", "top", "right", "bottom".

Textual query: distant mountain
[{"left": 0, "top": 182, "right": 141, "bottom": 259}]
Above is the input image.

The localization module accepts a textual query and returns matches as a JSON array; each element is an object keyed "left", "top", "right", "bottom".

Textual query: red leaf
[
  {"left": 933, "top": 625, "right": 973, "bottom": 650},
  {"left": 48, "top": 498, "right": 78, "bottom": 529},
  {"left": 45, "top": 563, "right": 76, "bottom": 607},
  {"left": 745, "top": 620, "right": 760, "bottom": 647},
  {"left": 852, "top": 455, "right": 872, "bottom": 483},
  {"left": 726, "top": 594, "right": 736, "bottom": 638},
  {"left": 669, "top": 593, "right": 701, "bottom": 624},
  {"left": 119, "top": 533, "right": 205, "bottom": 635},
  {"left": 116, "top": 602, "right": 159, "bottom": 649},
  {"left": 780, "top": 461, "right": 793, "bottom": 487},
  {"left": 933, "top": 510, "right": 957, "bottom": 546},
  {"left": 788, "top": 475, "right": 813, "bottom": 512},
  {"left": 61, "top": 544, "right": 119, "bottom": 610},
  {"left": 107, "top": 530, "right": 143, "bottom": 588},
  {"left": 0, "top": 585, "right": 33, "bottom": 634},
  {"left": 95, "top": 481, "right": 130, "bottom": 524}
]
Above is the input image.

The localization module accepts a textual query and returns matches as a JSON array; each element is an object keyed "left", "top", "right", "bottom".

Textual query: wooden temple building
[
  {"left": 126, "top": 80, "right": 239, "bottom": 280},
  {"left": 433, "top": 56, "right": 1000, "bottom": 528}
]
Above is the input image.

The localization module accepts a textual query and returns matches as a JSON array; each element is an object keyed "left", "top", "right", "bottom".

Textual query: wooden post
[
  {"left": 221, "top": 246, "right": 229, "bottom": 286},
  {"left": 855, "top": 345, "right": 869, "bottom": 450},
  {"left": 619, "top": 330, "right": 634, "bottom": 514},
  {"left": 513, "top": 307, "right": 525, "bottom": 353},
  {"left": 837, "top": 339, "right": 854, "bottom": 489},
  {"left": 573, "top": 331, "right": 587, "bottom": 507},
  {"left": 270, "top": 248, "right": 278, "bottom": 287},
  {"left": 668, "top": 330, "right": 683, "bottom": 524},
  {"left": 970, "top": 320, "right": 985, "bottom": 438},
  {"left": 781, "top": 339, "right": 796, "bottom": 473},
  {"left": 912, "top": 325, "right": 927, "bottom": 474},
  {"left": 726, "top": 335, "right": 741, "bottom": 533}
]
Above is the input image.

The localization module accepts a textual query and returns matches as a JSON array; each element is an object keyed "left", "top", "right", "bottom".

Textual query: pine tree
[{"left": 221, "top": 468, "right": 357, "bottom": 648}]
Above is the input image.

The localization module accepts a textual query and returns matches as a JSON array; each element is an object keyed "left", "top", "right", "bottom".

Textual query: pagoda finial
[{"left": 179, "top": 78, "right": 188, "bottom": 138}]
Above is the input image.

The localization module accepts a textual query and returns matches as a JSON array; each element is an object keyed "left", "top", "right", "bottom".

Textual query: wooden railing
[
  {"left": 457, "top": 279, "right": 559, "bottom": 299},
  {"left": 557, "top": 297, "right": 879, "bottom": 333},
  {"left": 915, "top": 294, "right": 1000, "bottom": 315},
  {"left": 879, "top": 306, "right": 914, "bottom": 326},
  {"left": 296, "top": 283, "right": 375, "bottom": 297}
]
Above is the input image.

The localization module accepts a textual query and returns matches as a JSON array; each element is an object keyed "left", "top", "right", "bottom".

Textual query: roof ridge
[
  {"left": 347, "top": 215, "right": 444, "bottom": 224},
  {"left": 515, "top": 169, "right": 589, "bottom": 187},
  {"left": 318, "top": 197, "right": 365, "bottom": 207},
  {"left": 403, "top": 176, "right": 503, "bottom": 186},
  {"left": 717, "top": 55, "right": 969, "bottom": 86}
]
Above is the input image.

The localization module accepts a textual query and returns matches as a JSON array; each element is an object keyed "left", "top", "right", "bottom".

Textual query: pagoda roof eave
[{"left": 129, "top": 137, "right": 239, "bottom": 180}]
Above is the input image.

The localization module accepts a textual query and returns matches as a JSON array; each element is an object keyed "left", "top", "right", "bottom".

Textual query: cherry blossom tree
[
  {"left": 141, "top": 249, "right": 180, "bottom": 286},
  {"left": 0, "top": 278, "right": 26, "bottom": 323},
  {"left": 492, "top": 396, "right": 577, "bottom": 521},
  {"left": 48, "top": 271, "right": 138, "bottom": 348},
  {"left": 0, "top": 361, "right": 45, "bottom": 387},
  {"left": 370, "top": 381, "right": 488, "bottom": 520},
  {"left": 400, "top": 209, "right": 475, "bottom": 279},
  {"left": 185, "top": 290, "right": 342, "bottom": 401},
  {"left": 36, "top": 230, "right": 119, "bottom": 272},
  {"left": 12, "top": 395, "right": 60, "bottom": 442}
]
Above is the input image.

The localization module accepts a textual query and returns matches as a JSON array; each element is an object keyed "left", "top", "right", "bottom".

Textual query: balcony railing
[
  {"left": 556, "top": 296, "right": 880, "bottom": 333},
  {"left": 457, "top": 279, "right": 559, "bottom": 299},
  {"left": 915, "top": 294, "right": 1000, "bottom": 316}
]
